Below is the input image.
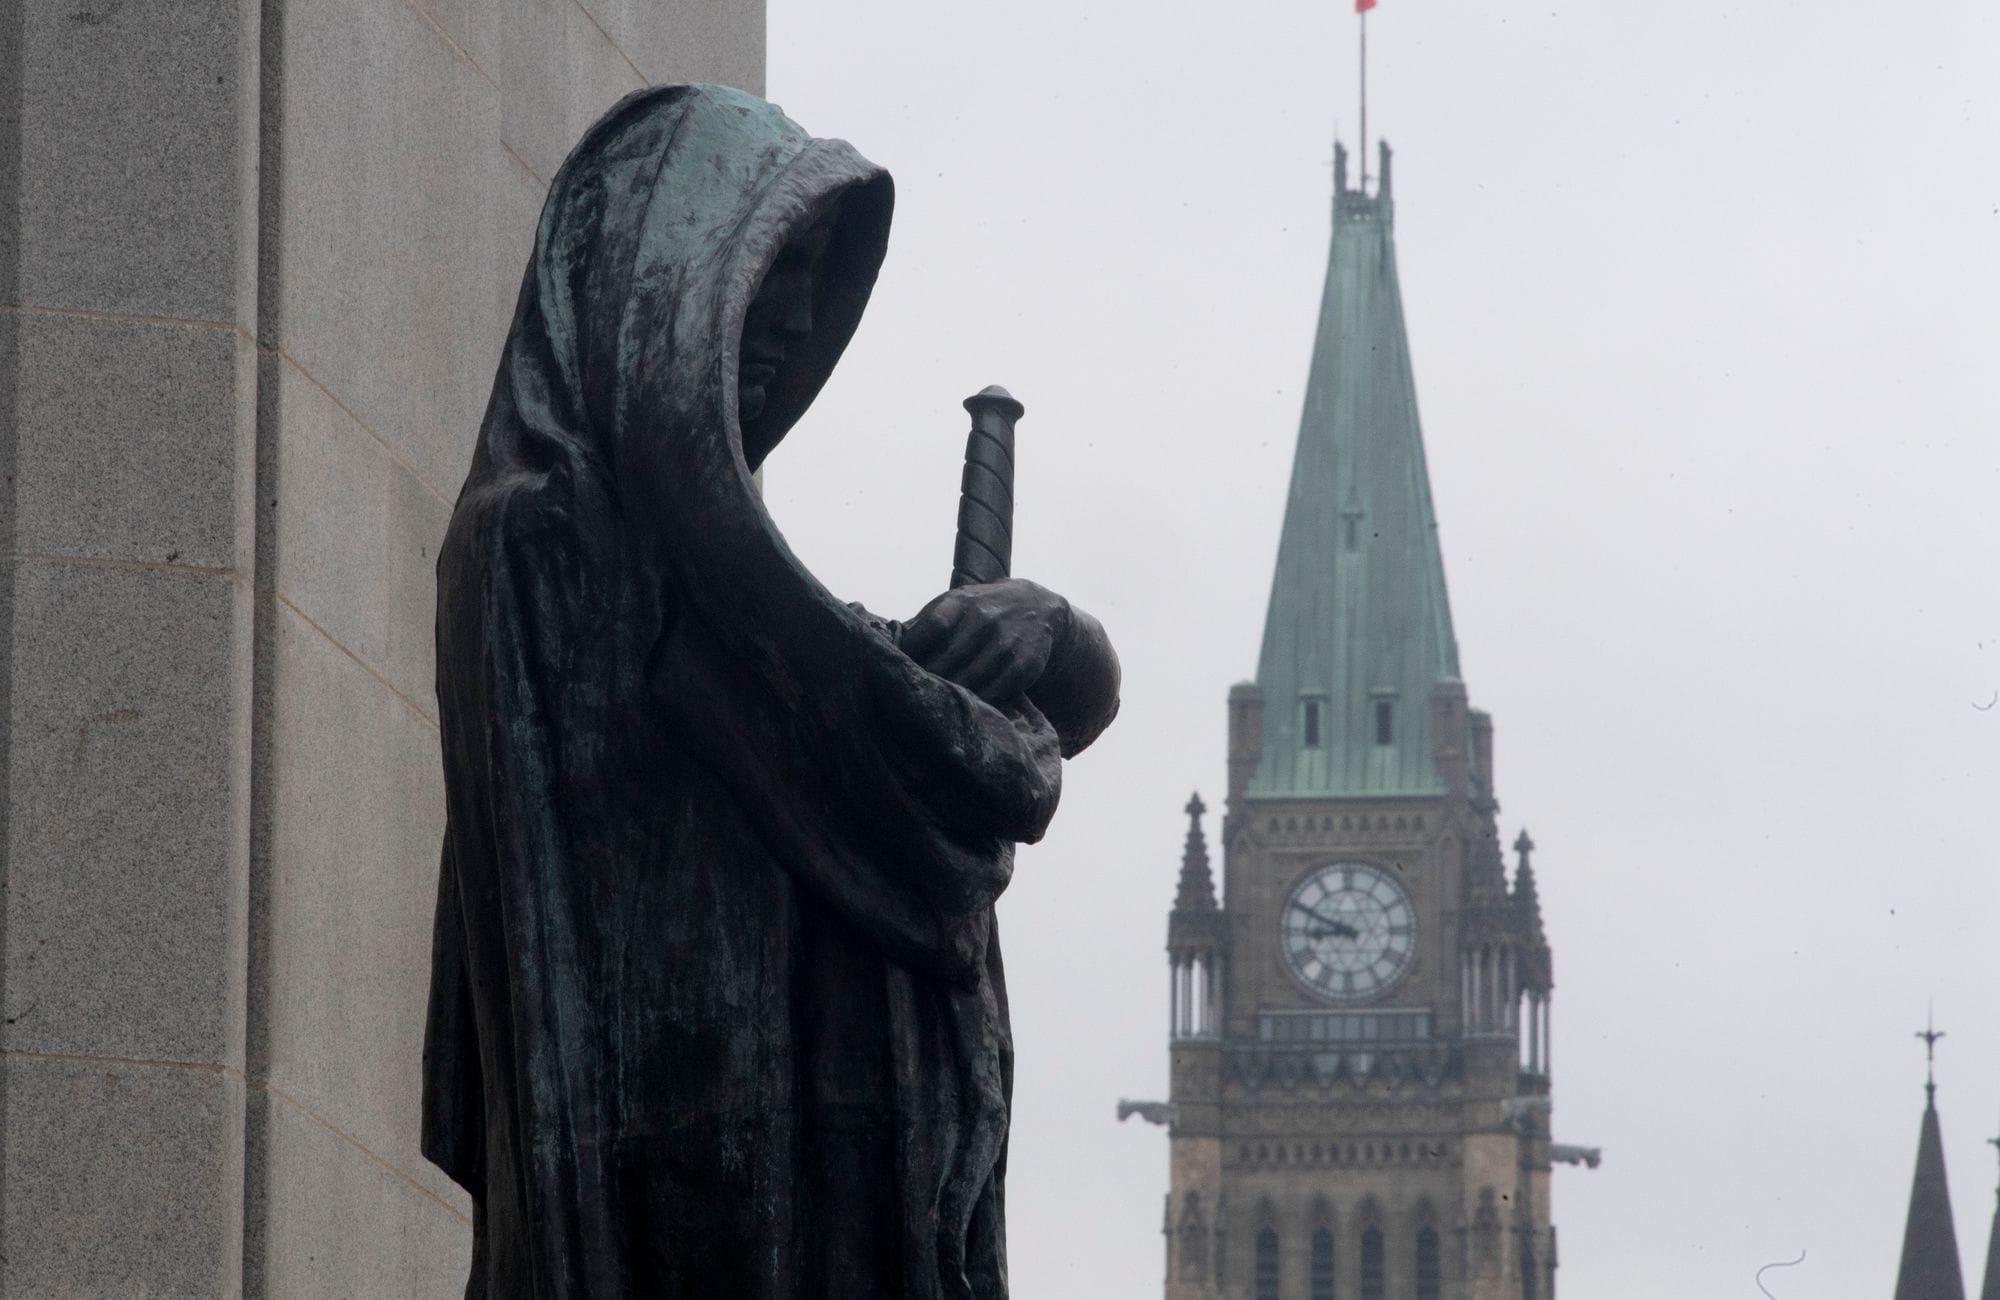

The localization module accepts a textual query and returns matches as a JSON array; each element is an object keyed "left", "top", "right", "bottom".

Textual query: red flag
[{"left": 1356, "top": 0, "right": 1377, "bottom": 11}]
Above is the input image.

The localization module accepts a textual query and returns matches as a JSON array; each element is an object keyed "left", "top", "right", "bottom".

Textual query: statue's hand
[{"left": 899, "top": 580, "right": 1070, "bottom": 705}]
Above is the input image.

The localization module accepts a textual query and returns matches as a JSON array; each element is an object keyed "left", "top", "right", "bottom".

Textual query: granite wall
[{"left": 1, "top": 3, "right": 763, "bottom": 1293}]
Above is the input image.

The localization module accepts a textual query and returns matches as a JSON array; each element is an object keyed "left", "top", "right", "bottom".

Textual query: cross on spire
[{"left": 1917, "top": 1003, "right": 1946, "bottom": 1105}]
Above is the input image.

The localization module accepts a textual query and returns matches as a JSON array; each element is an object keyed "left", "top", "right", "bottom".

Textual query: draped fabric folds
[{"left": 420, "top": 85, "right": 1064, "bottom": 1299}]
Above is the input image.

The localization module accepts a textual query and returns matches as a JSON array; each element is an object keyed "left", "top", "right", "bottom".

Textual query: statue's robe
[{"left": 421, "top": 85, "right": 1109, "bottom": 1298}]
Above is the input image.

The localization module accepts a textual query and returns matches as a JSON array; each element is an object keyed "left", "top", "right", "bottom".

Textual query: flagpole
[{"left": 1358, "top": 6, "right": 1368, "bottom": 191}]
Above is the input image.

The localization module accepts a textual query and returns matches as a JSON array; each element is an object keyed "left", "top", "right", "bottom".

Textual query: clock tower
[{"left": 1159, "top": 141, "right": 1563, "bottom": 1300}]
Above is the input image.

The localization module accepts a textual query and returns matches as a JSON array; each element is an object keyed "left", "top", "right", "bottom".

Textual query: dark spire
[
  {"left": 1981, "top": 1117, "right": 2000, "bottom": 1300},
  {"left": 1174, "top": 792, "right": 1217, "bottom": 912},
  {"left": 1511, "top": 830, "right": 1542, "bottom": 921},
  {"left": 1896, "top": 1021, "right": 1967, "bottom": 1300},
  {"left": 1509, "top": 829, "right": 1551, "bottom": 988}
]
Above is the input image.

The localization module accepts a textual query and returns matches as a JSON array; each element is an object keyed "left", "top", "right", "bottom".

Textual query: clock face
[{"left": 1280, "top": 862, "right": 1417, "bottom": 1002}]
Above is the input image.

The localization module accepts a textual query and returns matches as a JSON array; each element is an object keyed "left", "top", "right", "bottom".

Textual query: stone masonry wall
[{"left": 1, "top": 3, "right": 762, "bottom": 1294}]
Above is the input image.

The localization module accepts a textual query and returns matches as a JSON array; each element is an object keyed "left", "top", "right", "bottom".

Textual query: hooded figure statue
[{"left": 420, "top": 85, "right": 1120, "bottom": 1299}]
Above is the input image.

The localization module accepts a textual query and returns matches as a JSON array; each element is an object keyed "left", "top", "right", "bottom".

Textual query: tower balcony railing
[{"left": 1222, "top": 1039, "right": 1464, "bottom": 1091}]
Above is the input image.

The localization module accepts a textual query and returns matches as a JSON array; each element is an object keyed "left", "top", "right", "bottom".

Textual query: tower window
[
  {"left": 1301, "top": 697, "right": 1324, "bottom": 749},
  {"left": 1360, "top": 1228, "right": 1386, "bottom": 1300},
  {"left": 1520, "top": 1233, "right": 1538, "bottom": 1300},
  {"left": 1417, "top": 1226, "right": 1442, "bottom": 1300},
  {"left": 1178, "top": 1213, "right": 1206, "bottom": 1281},
  {"left": 1311, "top": 1229, "right": 1335, "bottom": 1300},
  {"left": 1374, "top": 700, "right": 1394, "bottom": 746},
  {"left": 1255, "top": 1229, "right": 1281, "bottom": 1300},
  {"left": 1344, "top": 515, "right": 1360, "bottom": 550}
]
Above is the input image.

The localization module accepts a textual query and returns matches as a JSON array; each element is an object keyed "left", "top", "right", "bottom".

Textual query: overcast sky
[{"left": 763, "top": 3, "right": 2000, "bottom": 1294}]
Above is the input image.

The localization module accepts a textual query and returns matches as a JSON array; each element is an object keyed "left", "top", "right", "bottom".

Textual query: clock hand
[
  {"left": 1309, "top": 908, "right": 1361, "bottom": 939},
  {"left": 1288, "top": 901, "right": 1360, "bottom": 940}
]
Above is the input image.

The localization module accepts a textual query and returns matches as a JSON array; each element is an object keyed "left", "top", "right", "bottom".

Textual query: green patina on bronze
[{"left": 421, "top": 85, "right": 1117, "bottom": 1298}]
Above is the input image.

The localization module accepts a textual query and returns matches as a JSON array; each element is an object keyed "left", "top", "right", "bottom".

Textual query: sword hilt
[{"left": 950, "top": 385, "right": 1023, "bottom": 590}]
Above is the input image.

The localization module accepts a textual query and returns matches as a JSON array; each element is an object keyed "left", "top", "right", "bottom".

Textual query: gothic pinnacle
[{"left": 1174, "top": 791, "right": 1217, "bottom": 912}]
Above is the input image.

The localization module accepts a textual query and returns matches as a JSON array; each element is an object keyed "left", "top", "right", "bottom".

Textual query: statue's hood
[
  {"left": 449, "top": 84, "right": 1059, "bottom": 881},
  {"left": 469, "top": 83, "right": 893, "bottom": 492}
]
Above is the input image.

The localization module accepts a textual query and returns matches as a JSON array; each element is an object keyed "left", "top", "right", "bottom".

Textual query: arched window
[
  {"left": 1255, "top": 1229, "right": 1281, "bottom": 1300},
  {"left": 1360, "top": 1227, "right": 1386, "bottom": 1300},
  {"left": 1311, "top": 1228, "right": 1335, "bottom": 1300},
  {"left": 1416, "top": 1226, "right": 1442, "bottom": 1300},
  {"left": 1178, "top": 1218, "right": 1206, "bottom": 1281},
  {"left": 1520, "top": 1233, "right": 1538, "bottom": 1300}
]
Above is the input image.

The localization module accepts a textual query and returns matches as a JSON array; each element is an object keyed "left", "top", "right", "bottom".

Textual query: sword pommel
[{"left": 962, "top": 385, "right": 1025, "bottom": 423}]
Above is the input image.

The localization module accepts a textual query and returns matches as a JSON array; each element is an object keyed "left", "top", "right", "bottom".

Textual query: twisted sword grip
[{"left": 949, "top": 385, "right": 1024, "bottom": 590}]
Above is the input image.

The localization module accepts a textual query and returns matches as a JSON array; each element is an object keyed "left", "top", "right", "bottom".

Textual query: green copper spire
[{"left": 1249, "top": 141, "right": 1460, "bottom": 800}]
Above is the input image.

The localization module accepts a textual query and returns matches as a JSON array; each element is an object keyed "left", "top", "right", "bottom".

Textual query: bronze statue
[{"left": 420, "top": 84, "right": 1120, "bottom": 1298}]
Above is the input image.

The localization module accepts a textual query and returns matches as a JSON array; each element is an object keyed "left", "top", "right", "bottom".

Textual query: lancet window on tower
[
  {"left": 1520, "top": 988, "right": 1553, "bottom": 1076},
  {"left": 1359, "top": 1227, "right": 1386, "bottom": 1300},
  {"left": 1169, "top": 950, "right": 1222, "bottom": 1040},
  {"left": 1491, "top": 949, "right": 1501, "bottom": 1028},
  {"left": 1310, "top": 1228, "right": 1335, "bottom": 1300},
  {"left": 1416, "top": 1226, "right": 1442, "bottom": 1300},
  {"left": 1175, "top": 1193, "right": 1207, "bottom": 1281},
  {"left": 1255, "top": 1228, "right": 1281, "bottom": 1300}
]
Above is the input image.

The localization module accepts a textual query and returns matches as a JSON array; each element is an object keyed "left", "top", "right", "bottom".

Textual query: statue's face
[{"left": 739, "top": 220, "right": 835, "bottom": 464}]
